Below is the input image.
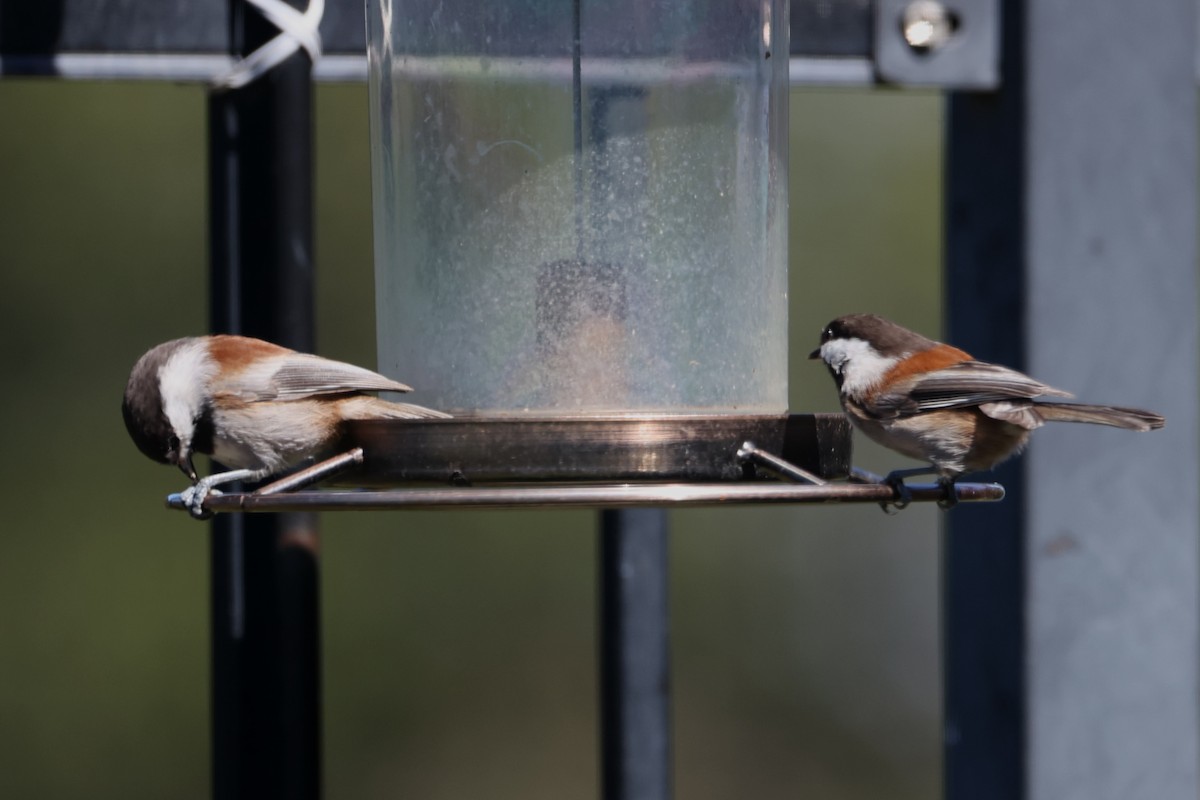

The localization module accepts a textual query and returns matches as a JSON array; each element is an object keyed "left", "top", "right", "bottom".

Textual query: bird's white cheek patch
[
  {"left": 158, "top": 340, "right": 218, "bottom": 446},
  {"left": 819, "top": 338, "right": 900, "bottom": 395}
]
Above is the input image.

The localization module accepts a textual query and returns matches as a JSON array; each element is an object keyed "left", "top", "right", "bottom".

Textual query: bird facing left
[
  {"left": 809, "top": 313, "right": 1164, "bottom": 507},
  {"left": 122, "top": 335, "right": 450, "bottom": 517}
]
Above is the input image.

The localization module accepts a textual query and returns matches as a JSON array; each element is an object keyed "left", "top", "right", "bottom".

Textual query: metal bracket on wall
[{"left": 874, "top": 0, "right": 1000, "bottom": 88}]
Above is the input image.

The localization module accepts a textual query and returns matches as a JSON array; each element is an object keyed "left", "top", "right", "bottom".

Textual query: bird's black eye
[
  {"left": 167, "top": 434, "right": 181, "bottom": 455},
  {"left": 820, "top": 326, "right": 833, "bottom": 344}
]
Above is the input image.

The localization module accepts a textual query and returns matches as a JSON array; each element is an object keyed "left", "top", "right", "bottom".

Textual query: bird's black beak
[
  {"left": 808, "top": 347, "right": 822, "bottom": 360},
  {"left": 177, "top": 453, "right": 198, "bottom": 483}
]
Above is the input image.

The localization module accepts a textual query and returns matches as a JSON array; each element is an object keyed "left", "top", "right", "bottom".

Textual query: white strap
[{"left": 213, "top": 0, "right": 325, "bottom": 90}]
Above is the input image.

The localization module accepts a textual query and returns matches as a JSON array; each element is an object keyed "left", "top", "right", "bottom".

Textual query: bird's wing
[
  {"left": 268, "top": 353, "right": 415, "bottom": 399},
  {"left": 224, "top": 353, "right": 415, "bottom": 401},
  {"left": 875, "top": 360, "right": 1072, "bottom": 415}
]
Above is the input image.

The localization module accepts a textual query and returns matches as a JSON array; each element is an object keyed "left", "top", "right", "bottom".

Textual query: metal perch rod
[{"left": 168, "top": 480, "right": 1004, "bottom": 514}]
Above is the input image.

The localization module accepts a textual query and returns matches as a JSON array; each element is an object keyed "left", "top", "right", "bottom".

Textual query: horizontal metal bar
[
  {"left": 166, "top": 480, "right": 1004, "bottom": 514},
  {"left": 0, "top": 53, "right": 875, "bottom": 87},
  {"left": 0, "top": 53, "right": 368, "bottom": 83},
  {"left": 0, "top": 53, "right": 231, "bottom": 81},
  {"left": 789, "top": 56, "right": 874, "bottom": 85},
  {"left": 0, "top": 0, "right": 873, "bottom": 70}
]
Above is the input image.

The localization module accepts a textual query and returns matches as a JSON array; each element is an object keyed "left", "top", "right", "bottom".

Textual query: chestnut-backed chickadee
[
  {"left": 810, "top": 314, "right": 1164, "bottom": 500},
  {"left": 122, "top": 335, "right": 450, "bottom": 517}
]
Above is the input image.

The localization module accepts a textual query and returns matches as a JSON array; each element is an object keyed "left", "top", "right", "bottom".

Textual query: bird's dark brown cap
[
  {"left": 810, "top": 313, "right": 939, "bottom": 359},
  {"left": 122, "top": 339, "right": 190, "bottom": 467}
]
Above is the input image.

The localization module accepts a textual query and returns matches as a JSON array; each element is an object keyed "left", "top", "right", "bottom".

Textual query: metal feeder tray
[{"left": 167, "top": 414, "right": 1005, "bottom": 513}]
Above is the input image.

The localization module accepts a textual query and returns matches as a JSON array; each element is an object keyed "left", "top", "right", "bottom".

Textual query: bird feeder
[{"left": 169, "top": 0, "right": 1008, "bottom": 510}]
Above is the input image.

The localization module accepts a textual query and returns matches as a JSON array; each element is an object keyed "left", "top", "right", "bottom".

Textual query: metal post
[
  {"left": 208, "top": 0, "right": 320, "bottom": 797},
  {"left": 599, "top": 509, "right": 672, "bottom": 800},
  {"left": 945, "top": 1, "right": 1198, "bottom": 798},
  {"left": 942, "top": 5, "right": 1028, "bottom": 795}
]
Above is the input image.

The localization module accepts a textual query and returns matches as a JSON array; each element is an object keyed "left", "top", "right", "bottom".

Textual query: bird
[
  {"left": 810, "top": 313, "right": 1164, "bottom": 505},
  {"left": 122, "top": 335, "right": 450, "bottom": 517}
]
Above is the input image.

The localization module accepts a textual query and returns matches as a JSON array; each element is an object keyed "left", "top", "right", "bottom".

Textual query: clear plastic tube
[{"left": 368, "top": 0, "right": 789, "bottom": 414}]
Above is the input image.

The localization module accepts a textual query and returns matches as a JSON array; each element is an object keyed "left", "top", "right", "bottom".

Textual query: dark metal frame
[{"left": 208, "top": 2, "right": 320, "bottom": 797}]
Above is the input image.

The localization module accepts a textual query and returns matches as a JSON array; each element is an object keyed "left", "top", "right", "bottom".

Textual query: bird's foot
[
  {"left": 180, "top": 481, "right": 223, "bottom": 520},
  {"left": 936, "top": 477, "right": 959, "bottom": 510},
  {"left": 881, "top": 471, "right": 914, "bottom": 514},
  {"left": 172, "top": 468, "right": 266, "bottom": 519}
]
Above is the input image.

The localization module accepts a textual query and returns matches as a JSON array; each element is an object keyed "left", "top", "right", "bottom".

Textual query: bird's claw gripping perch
[
  {"left": 882, "top": 472, "right": 913, "bottom": 514},
  {"left": 936, "top": 477, "right": 959, "bottom": 510},
  {"left": 180, "top": 484, "right": 223, "bottom": 520}
]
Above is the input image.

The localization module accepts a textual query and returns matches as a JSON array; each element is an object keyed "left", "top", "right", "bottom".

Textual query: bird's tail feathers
[
  {"left": 1034, "top": 402, "right": 1164, "bottom": 431},
  {"left": 341, "top": 395, "right": 452, "bottom": 420}
]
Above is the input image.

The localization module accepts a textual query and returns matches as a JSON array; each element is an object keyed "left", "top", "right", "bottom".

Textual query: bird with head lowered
[{"left": 122, "top": 335, "right": 450, "bottom": 518}]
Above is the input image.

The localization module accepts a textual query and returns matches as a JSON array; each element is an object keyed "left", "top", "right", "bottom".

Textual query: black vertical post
[
  {"left": 208, "top": 1, "right": 320, "bottom": 798},
  {"left": 942, "top": 3, "right": 1027, "bottom": 796},
  {"left": 599, "top": 509, "right": 672, "bottom": 800},
  {"left": 945, "top": 0, "right": 1198, "bottom": 798}
]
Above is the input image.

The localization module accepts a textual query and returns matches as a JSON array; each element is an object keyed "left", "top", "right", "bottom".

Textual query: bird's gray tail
[{"left": 1034, "top": 402, "right": 1164, "bottom": 431}]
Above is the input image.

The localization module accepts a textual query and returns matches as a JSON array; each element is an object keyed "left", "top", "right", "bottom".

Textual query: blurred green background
[{"left": 0, "top": 80, "right": 945, "bottom": 798}]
